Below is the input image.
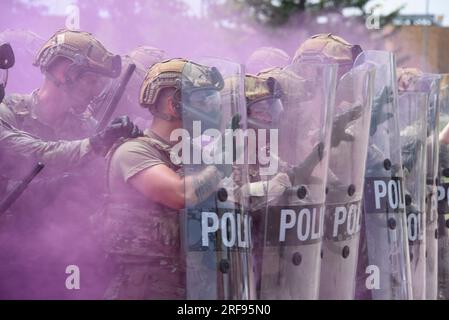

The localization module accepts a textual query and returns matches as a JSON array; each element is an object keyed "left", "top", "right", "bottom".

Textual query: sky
[
  {"left": 371, "top": 0, "right": 449, "bottom": 25},
  {"left": 22, "top": 0, "right": 449, "bottom": 26}
]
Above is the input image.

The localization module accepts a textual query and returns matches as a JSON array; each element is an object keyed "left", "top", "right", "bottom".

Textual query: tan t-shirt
[{"left": 108, "top": 130, "right": 180, "bottom": 201}]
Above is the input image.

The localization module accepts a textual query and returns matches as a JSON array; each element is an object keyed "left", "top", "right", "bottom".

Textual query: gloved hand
[
  {"left": 213, "top": 152, "right": 234, "bottom": 178},
  {"left": 286, "top": 142, "right": 324, "bottom": 185},
  {"left": 370, "top": 86, "right": 394, "bottom": 136},
  {"left": 331, "top": 104, "right": 362, "bottom": 147},
  {"left": 401, "top": 135, "right": 423, "bottom": 174},
  {"left": 90, "top": 116, "right": 143, "bottom": 154},
  {"left": 210, "top": 113, "right": 242, "bottom": 178}
]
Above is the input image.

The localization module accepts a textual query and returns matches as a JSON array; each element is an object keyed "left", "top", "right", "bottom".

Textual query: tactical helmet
[
  {"left": 140, "top": 58, "right": 224, "bottom": 120},
  {"left": 258, "top": 67, "right": 310, "bottom": 104},
  {"left": 246, "top": 47, "right": 290, "bottom": 74},
  {"left": 34, "top": 29, "right": 121, "bottom": 81},
  {"left": 292, "top": 33, "right": 362, "bottom": 76},
  {"left": 244, "top": 74, "right": 283, "bottom": 129}
]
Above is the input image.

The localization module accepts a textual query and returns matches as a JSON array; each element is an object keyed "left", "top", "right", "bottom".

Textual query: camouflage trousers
[{"left": 104, "top": 254, "right": 186, "bottom": 300}]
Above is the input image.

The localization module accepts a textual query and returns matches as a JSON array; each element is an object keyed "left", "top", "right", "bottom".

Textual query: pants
[{"left": 103, "top": 254, "right": 185, "bottom": 300}]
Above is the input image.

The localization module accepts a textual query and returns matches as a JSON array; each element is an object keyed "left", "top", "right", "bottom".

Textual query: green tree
[{"left": 226, "top": 0, "right": 403, "bottom": 27}]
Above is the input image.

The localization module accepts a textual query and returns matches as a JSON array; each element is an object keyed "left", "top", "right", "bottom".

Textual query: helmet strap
[{"left": 153, "top": 110, "right": 178, "bottom": 122}]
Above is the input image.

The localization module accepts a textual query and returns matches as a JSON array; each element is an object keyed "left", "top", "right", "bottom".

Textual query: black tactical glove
[
  {"left": 401, "top": 136, "right": 423, "bottom": 174},
  {"left": 331, "top": 105, "right": 362, "bottom": 148},
  {"left": 212, "top": 113, "right": 242, "bottom": 178},
  {"left": 286, "top": 142, "right": 324, "bottom": 185},
  {"left": 370, "top": 86, "right": 394, "bottom": 137},
  {"left": 89, "top": 116, "right": 143, "bottom": 154}
]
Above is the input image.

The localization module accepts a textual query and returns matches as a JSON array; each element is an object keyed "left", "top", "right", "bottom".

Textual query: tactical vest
[{"left": 102, "top": 132, "right": 183, "bottom": 261}]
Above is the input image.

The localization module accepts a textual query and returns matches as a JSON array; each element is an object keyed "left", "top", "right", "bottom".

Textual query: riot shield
[
  {"left": 438, "top": 74, "right": 449, "bottom": 300},
  {"left": 256, "top": 62, "right": 337, "bottom": 299},
  {"left": 179, "top": 58, "right": 252, "bottom": 299},
  {"left": 399, "top": 92, "right": 428, "bottom": 300},
  {"left": 318, "top": 62, "right": 375, "bottom": 299},
  {"left": 354, "top": 51, "right": 413, "bottom": 300},
  {"left": 423, "top": 74, "right": 441, "bottom": 300}
]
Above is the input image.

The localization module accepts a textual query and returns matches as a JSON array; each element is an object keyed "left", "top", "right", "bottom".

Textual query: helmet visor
[{"left": 186, "top": 88, "right": 222, "bottom": 113}]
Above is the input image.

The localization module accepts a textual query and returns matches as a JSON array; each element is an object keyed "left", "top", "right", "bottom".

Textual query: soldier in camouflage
[
  {"left": 0, "top": 31, "right": 142, "bottom": 299},
  {"left": 0, "top": 39, "right": 142, "bottom": 208},
  {"left": 0, "top": 31, "right": 142, "bottom": 213},
  {"left": 102, "top": 58, "right": 230, "bottom": 299}
]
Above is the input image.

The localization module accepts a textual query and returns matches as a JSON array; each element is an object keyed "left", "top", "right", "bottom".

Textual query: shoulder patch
[{"left": 3, "top": 93, "right": 33, "bottom": 117}]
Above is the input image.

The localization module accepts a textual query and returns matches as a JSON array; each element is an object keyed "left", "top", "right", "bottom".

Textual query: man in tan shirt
[{"left": 103, "top": 58, "right": 232, "bottom": 299}]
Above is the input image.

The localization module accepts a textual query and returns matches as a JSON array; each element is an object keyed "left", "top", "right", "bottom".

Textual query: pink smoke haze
[{"left": 0, "top": 0, "right": 410, "bottom": 299}]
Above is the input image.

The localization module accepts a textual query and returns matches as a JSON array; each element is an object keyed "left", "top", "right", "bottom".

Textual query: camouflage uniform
[
  {"left": 102, "top": 131, "right": 185, "bottom": 299},
  {"left": 102, "top": 57, "right": 234, "bottom": 300},
  {"left": 0, "top": 90, "right": 96, "bottom": 140},
  {"left": 0, "top": 117, "right": 92, "bottom": 197},
  {"left": 0, "top": 29, "right": 126, "bottom": 299}
]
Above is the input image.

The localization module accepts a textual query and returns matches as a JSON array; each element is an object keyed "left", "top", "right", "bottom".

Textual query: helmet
[
  {"left": 292, "top": 33, "right": 362, "bottom": 76},
  {"left": 139, "top": 58, "right": 224, "bottom": 120},
  {"left": 129, "top": 46, "right": 167, "bottom": 72},
  {"left": 34, "top": 29, "right": 121, "bottom": 81},
  {"left": 244, "top": 74, "right": 283, "bottom": 129},
  {"left": 246, "top": 47, "right": 290, "bottom": 74},
  {"left": 257, "top": 67, "right": 310, "bottom": 104}
]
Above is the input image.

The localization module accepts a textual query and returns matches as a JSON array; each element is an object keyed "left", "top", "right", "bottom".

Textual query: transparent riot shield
[
  {"left": 354, "top": 51, "right": 413, "bottom": 300},
  {"left": 438, "top": 74, "right": 449, "bottom": 299},
  {"left": 319, "top": 62, "right": 375, "bottom": 299},
  {"left": 179, "top": 58, "right": 252, "bottom": 299},
  {"left": 255, "top": 62, "right": 337, "bottom": 299},
  {"left": 399, "top": 92, "right": 428, "bottom": 300},
  {"left": 423, "top": 74, "right": 441, "bottom": 300}
]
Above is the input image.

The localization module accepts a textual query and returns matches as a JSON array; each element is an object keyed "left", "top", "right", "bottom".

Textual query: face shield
[
  {"left": 181, "top": 62, "right": 225, "bottom": 132},
  {"left": 187, "top": 88, "right": 222, "bottom": 113},
  {"left": 182, "top": 88, "right": 223, "bottom": 130}
]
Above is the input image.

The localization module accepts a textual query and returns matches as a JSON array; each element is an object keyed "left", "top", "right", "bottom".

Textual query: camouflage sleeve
[
  {"left": 0, "top": 102, "right": 19, "bottom": 127},
  {"left": 0, "top": 120, "right": 94, "bottom": 171}
]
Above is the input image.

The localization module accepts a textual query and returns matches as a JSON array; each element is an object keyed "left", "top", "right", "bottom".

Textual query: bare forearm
[
  {"left": 184, "top": 166, "right": 223, "bottom": 206},
  {"left": 130, "top": 164, "right": 223, "bottom": 210}
]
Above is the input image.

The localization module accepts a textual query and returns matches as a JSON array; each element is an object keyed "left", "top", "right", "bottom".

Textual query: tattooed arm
[{"left": 129, "top": 164, "right": 223, "bottom": 210}]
